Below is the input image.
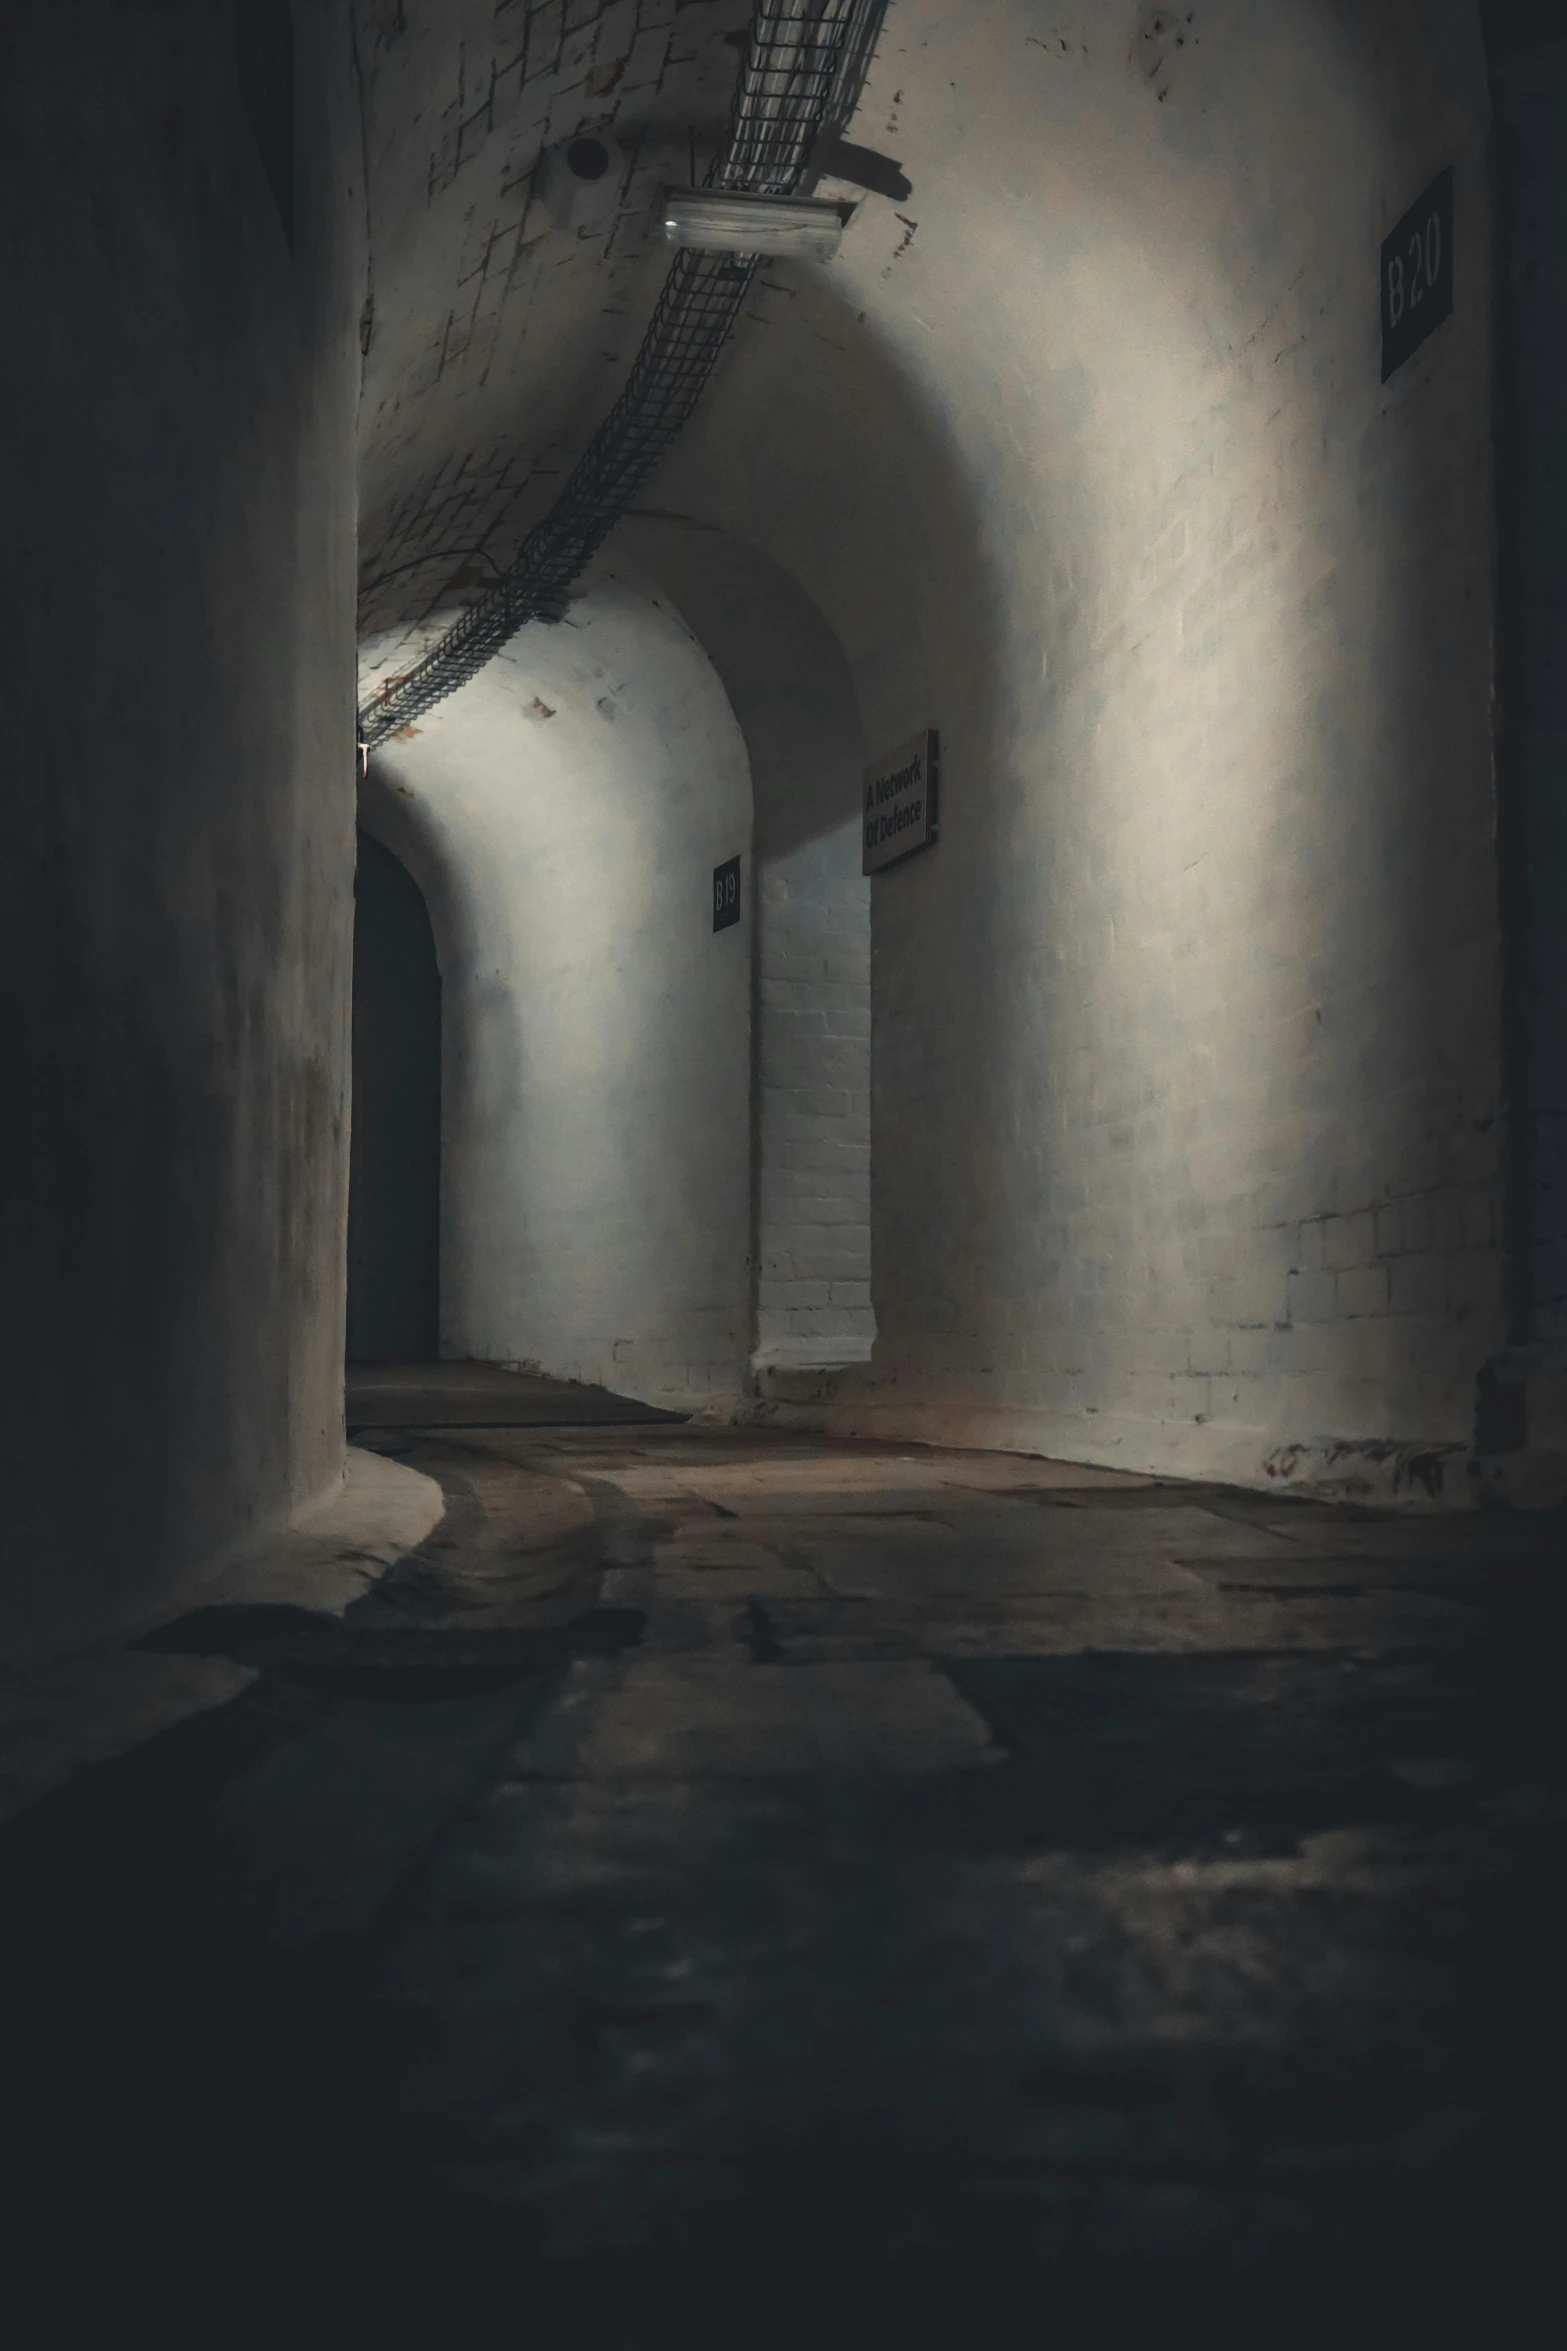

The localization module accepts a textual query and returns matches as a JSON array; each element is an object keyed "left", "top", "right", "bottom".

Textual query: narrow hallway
[
  {"left": 6, "top": 3, "right": 1567, "bottom": 2334},
  {"left": 6, "top": 1421, "right": 1559, "bottom": 2338}
]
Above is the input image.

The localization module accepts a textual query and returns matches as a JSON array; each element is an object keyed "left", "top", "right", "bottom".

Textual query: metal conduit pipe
[{"left": 358, "top": 0, "right": 889, "bottom": 750}]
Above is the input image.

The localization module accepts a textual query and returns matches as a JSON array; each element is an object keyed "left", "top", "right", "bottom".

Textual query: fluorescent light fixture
[{"left": 660, "top": 187, "right": 849, "bottom": 260}]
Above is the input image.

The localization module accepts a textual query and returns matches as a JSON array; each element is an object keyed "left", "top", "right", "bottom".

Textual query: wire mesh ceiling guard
[{"left": 358, "top": 0, "right": 890, "bottom": 749}]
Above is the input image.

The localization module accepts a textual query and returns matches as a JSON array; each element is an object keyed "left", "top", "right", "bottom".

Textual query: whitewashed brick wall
[
  {"left": 662, "top": 0, "right": 1505, "bottom": 1490},
  {"left": 614, "top": 520, "right": 875, "bottom": 1376},
  {"left": 756, "top": 827, "right": 873, "bottom": 1364}
]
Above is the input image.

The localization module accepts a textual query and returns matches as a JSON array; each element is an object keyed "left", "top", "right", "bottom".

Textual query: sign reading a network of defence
[{"left": 863, "top": 728, "right": 939, "bottom": 875}]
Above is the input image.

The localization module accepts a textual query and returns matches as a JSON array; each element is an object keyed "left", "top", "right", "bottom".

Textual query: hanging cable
[{"left": 358, "top": 0, "right": 888, "bottom": 749}]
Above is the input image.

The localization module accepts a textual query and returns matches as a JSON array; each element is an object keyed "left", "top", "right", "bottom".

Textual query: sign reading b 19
[
  {"left": 712, "top": 854, "right": 742, "bottom": 932},
  {"left": 1381, "top": 165, "right": 1452, "bottom": 382}
]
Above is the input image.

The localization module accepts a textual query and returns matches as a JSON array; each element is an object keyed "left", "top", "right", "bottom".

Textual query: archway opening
[
  {"left": 615, "top": 517, "right": 876, "bottom": 1382},
  {"left": 346, "top": 828, "right": 441, "bottom": 1365}
]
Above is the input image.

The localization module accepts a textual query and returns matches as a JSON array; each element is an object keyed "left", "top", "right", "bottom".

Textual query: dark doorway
[{"left": 347, "top": 830, "right": 441, "bottom": 1363}]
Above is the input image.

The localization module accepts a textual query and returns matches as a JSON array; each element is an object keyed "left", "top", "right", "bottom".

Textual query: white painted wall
[
  {"left": 3, "top": 1, "right": 364, "bottom": 1653},
  {"left": 646, "top": 0, "right": 1501, "bottom": 1491},
  {"left": 616, "top": 521, "right": 875, "bottom": 1371},
  {"left": 362, "top": 567, "right": 752, "bottom": 1409}
]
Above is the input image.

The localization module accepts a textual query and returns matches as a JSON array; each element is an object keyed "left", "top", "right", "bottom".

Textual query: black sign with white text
[
  {"left": 1381, "top": 166, "right": 1452, "bottom": 382},
  {"left": 712, "top": 854, "right": 742, "bottom": 932}
]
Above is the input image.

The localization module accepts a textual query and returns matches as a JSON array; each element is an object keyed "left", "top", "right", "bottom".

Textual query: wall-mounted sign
[
  {"left": 712, "top": 854, "right": 742, "bottom": 931},
  {"left": 1381, "top": 165, "right": 1452, "bottom": 382},
  {"left": 863, "top": 728, "right": 939, "bottom": 875}
]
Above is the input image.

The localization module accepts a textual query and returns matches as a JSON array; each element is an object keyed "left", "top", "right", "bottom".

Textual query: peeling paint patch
[
  {"left": 883, "top": 212, "right": 918, "bottom": 274},
  {"left": 585, "top": 54, "right": 628, "bottom": 97},
  {"left": 1133, "top": 5, "right": 1199, "bottom": 103},
  {"left": 1262, "top": 1437, "right": 1463, "bottom": 1508},
  {"left": 1026, "top": 31, "right": 1089, "bottom": 62}
]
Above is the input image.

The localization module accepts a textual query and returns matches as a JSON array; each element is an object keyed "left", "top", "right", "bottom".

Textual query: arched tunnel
[{"left": 2, "top": 2, "right": 1564, "bottom": 2334}]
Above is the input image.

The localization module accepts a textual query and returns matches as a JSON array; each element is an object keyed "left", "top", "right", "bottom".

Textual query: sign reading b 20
[{"left": 1381, "top": 165, "right": 1453, "bottom": 382}]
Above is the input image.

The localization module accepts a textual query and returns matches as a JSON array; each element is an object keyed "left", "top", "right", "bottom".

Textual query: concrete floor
[
  {"left": 347, "top": 1358, "right": 688, "bottom": 1429},
  {"left": 3, "top": 1425, "right": 1562, "bottom": 2340}
]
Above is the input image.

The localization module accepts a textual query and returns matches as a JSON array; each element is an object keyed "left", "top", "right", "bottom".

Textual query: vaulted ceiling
[{"left": 355, "top": 0, "right": 758, "bottom": 643}]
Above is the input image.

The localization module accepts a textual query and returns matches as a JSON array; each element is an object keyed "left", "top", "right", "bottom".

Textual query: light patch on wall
[{"left": 360, "top": 566, "right": 753, "bottom": 1409}]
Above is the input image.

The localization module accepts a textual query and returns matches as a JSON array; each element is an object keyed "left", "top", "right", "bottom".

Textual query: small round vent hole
[{"left": 566, "top": 137, "right": 611, "bottom": 182}]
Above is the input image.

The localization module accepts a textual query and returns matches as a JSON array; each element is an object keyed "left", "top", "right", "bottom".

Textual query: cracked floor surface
[{"left": 4, "top": 1425, "right": 1562, "bottom": 2342}]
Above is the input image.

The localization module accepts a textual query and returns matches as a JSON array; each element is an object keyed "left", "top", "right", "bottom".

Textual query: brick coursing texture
[{"left": 756, "top": 830, "right": 874, "bottom": 1363}]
